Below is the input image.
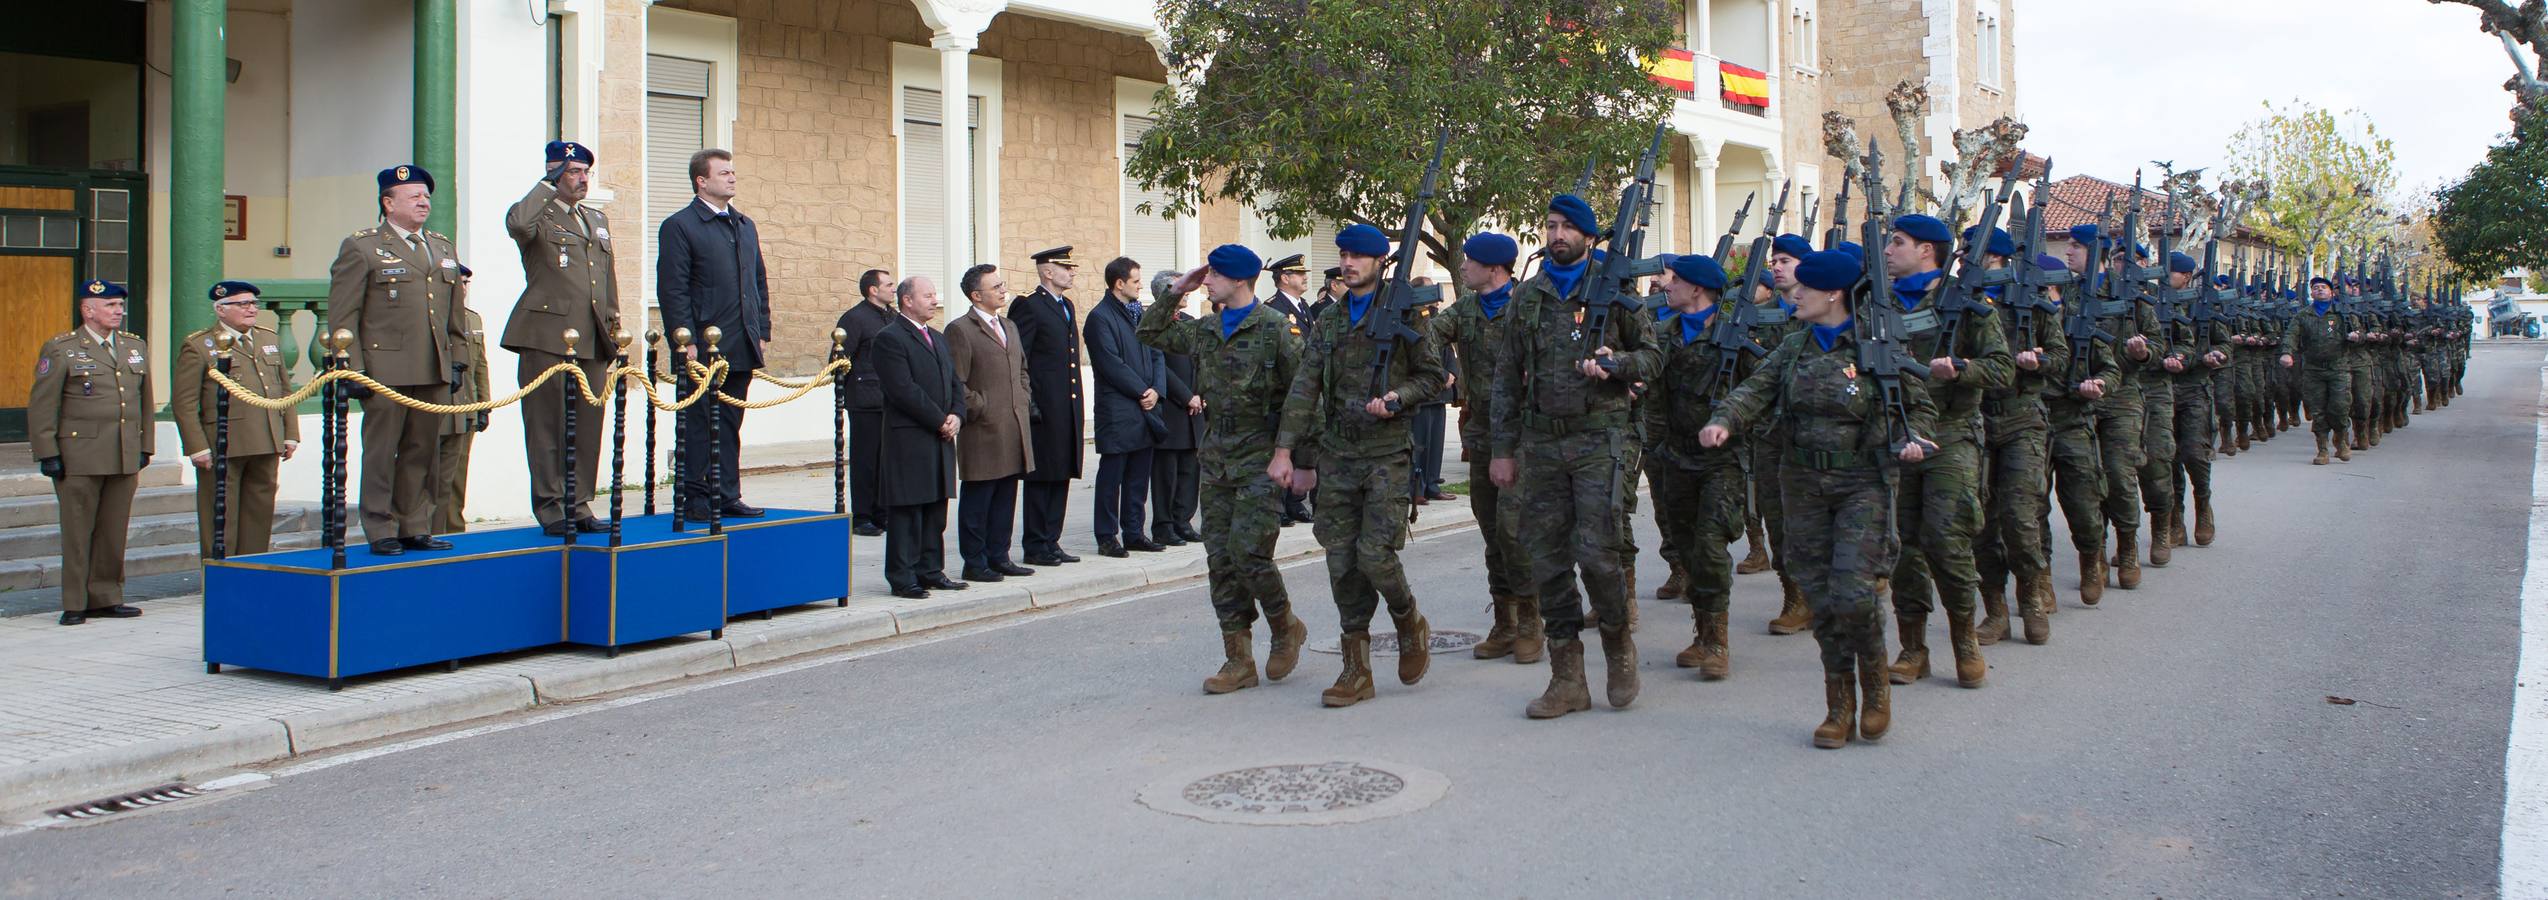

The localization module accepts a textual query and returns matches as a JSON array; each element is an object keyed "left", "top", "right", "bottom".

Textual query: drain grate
[
  {"left": 1137, "top": 760, "right": 1449, "bottom": 826},
  {"left": 1309, "top": 629, "right": 1483, "bottom": 656},
  {"left": 46, "top": 783, "right": 201, "bottom": 820}
]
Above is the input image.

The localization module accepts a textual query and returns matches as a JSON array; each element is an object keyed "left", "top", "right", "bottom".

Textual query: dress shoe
[
  {"left": 542, "top": 520, "right": 575, "bottom": 537},
  {"left": 890, "top": 586, "right": 930, "bottom": 599},
  {"left": 1427, "top": 490, "right": 1455, "bottom": 502},
  {"left": 1176, "top": 524, "right": 1203, "bottom": 542},
  {"left": 369, "top": 538, "right": 405, "bottom": 556},
  {"left": 852, "top": 522, "right": 885, "bottom": 537},
  {"left": 1051, "top": 550, "right": 1082, "bottom": 563},
  {"left": 399, "top": 535, "right": 454, "bottom": 551},
  {"left": 992, "top": 560, "right": 1036, "bottom": 577},
  {"left": 1151, "top": 531, "right": 1186, "bottom": 547},
  {"left": 920, "top": 574, "right": 969, "bottom": 591},
  {"left": 720, "top": 502, "right": 766, "bottom": 518},
  {"left": 58, "top": 612, "right": 85, "bottom": 626},
  {"left": 574, "top": 517, "right": 608, "bottom": 534},
  {"left": 92, "top": 605, "right": 143, "bottom": 618},
  {"left": 1125, "top": 536, "right": 1167, "bottom": 553},
  {"left": 1098, "top": 538, "right": 1129, "bottom": 558},
  {"left": 1413, "top": 495, "right": 1430, "bottom": 506},
  {"left": 1025, "top": 553, "right": 1067, "bottom": 567},
  {"left": 682, "top": 505, "right": 715, "bottom": 521},
  {"left": 961, "top": 566, "right": 1005, "bottom": 583}
]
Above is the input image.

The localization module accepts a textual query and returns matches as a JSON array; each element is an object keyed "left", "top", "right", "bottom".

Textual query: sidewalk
[{"left": 0, "top": 434, "right": 1478, "bottom": 818}]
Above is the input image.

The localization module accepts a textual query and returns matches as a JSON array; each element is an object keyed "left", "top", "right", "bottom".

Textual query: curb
[{"left": 0, "top": 503, "right": 1480, "bottom": 819}]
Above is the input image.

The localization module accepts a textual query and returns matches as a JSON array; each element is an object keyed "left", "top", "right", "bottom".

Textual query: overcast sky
[{"left": 2014, "top": 0, "right": 2513, "bottom": 201}]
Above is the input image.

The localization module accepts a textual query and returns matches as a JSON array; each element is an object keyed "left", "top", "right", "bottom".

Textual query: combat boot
[
  {"left": 1511, "top": 596, "right": 1547, "bottom": 664},
  {"left": 1204, "top": 629, "right": 1260, "bottom": 694},
  {"left": 1945, "top": 607, "right": 1986, "bottom": 688},
  {"left": 1856, "top": 646, "right": 1893, "bottom": 741},
  {"left": 2194, "top": 496, "right": 2216, "bottom": 547},
  {"left": 2312, "top": 431, "right": 2331, "bottom": 466},
  {"left": 1598, "top": 623, "right": 1640, "bottom": 708},
  {"left": 1656, "top": 563, "right": 1687, "bottom": 601},
  {"left": 2352, "top": 419, "right": 2371, "bottom": 451},
  {"left": 1526, "top": 636, "right": 1591, "bottom": 719},
  {"left": 2368, "top": 416, "right": 2383, "bottom": 446},
  {"left": 2336, "top": 431, "right": 2353, "bottom": 462},
  {"left": 2218, "top": 426, "right": 2234, "bottom": 457},
  {"left": 2237, "top": 420, "right": 2252, "bottom": 451},
  {"left": 1322, "top": 632, "right": 1375, "bottom": 708},
  {"left": 1976, "top": 585, "right": 2010, "bottom": 646},
  {"left": 2078, "top": 551, "right": 2105, "bottom": 606},
  {"left": 1674, "top": 609, "right": 1730, "bottom": 680},
  {"left": 1768, "top": 573, "right": 1812, "bottom": 634},
  {"left": 2021, "top": 572, "right": 2052, "bottom": 645},
  {"left": 1887, "top": 614, "right": 1930, "bottom": 685},
  {"left": 1265, "top": 609, "right": 1307, "bottom": 681},
  {"left": 1814, "top": 670, "right": 1857, "bottom": 749},
  {"left": 2149, "top": 509, "right": 2174, "bottom": 567},
  {"left": 1473, "top": 596, "right": 1517, "bottom": 660},
  {"left": 1390, "top": 607, "right": 1431, "bottom": 685},
  {"left": 1736, "top": 518, "right": 1771, "bottom": 574},
  {"left": 2115, "top": 531, "right": 2143, "bottom": 590}
]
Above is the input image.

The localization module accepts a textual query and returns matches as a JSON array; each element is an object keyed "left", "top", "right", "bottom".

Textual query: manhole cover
[
  {"left": 1137, "top": 760, "right": 1449, "bottom": 826},
  {"left": 1309, "top": 629, "right": 1483, "bottom": 656}
]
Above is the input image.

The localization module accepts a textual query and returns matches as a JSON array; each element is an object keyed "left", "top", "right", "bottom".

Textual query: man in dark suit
[
  {"left": 655, "top": 148, "right": 770, "bottom": 520},
  {"left": 835, "top": 268, "right": 896, "bottom": 536},
  {"left": 1086, "top": 256, "right": 1166, "bottom": 558},
  {"left": 1008, "top": 246, "right": 1085, "bottom": 566},
  {"left": 874, "top": 276, "right": 967, "bottom": 598},
  {"left": 1262, "top": 255, "right": 1317, "bottom": 526},
  {"left": 948, "top": 263, "right": 1037, "bottom": 582},
  {"left": 1148, "top": 271, "right": 1203, "bottom": 546},
  {"left": 1409, "top": 290, "right": 1455, "bottom": 504}
]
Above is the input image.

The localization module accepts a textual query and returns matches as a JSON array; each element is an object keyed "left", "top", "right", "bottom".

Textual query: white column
[
  {"left": 1696, "top": 0, "right": 1714, "bottom": 55},
  {"left": 1692, "top": 137, "right": 1722, "bottom": 245},
  {"left": 934, "top": 30, "right": 975, "bottom": 306}
]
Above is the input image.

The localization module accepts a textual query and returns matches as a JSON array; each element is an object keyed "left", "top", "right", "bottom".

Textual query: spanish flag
[
  {"left": 1720, "top": 61, "right": 1769, "bottom": 108},
  {"left": 1646, "top": 48, "right": 1696, "bottom": 94}
]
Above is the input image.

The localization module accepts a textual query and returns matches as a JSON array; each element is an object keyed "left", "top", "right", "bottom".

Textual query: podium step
[{"left": 0, "top": 529, "right": 324, "bottom": 592}]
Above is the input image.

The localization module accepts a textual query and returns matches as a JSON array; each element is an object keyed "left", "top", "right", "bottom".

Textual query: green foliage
[
  {"left": 2222, "top": 101, "right": 2399, "bottom": 263},
  {"left": 1128, "top": 0, "right": 1680, "bottom": 267},
  {"left": 2436, "top": 116, "right": 2548, "bottom": 281}
]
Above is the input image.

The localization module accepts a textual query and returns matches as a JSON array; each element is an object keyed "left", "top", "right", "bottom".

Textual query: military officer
[
  {"left": 1429, "top": 232, "right": 1541, "bottom": 665},
  {"left": 1488, "top": 194, "right": 1661, "bottom": 718},
  {"left": 2284, "top": 277, "right": 2355, "bottom": 465},
  {"left": 503, "top": 141, "right": 620, "bottom": 536},
  {"left": 1262, "top": 254, "right": 1318, "bottom": 526},
  {"left": 1269, "top": 224, "right": 1447, "bottom": 709},
  {"left": 174, "top": 280, "right": 299, "bottom": 557},
  {"left": 436, "top": 269, "right": 491, "bottom": 534},
  {"left": 31, "top": 280, "right": 155, "bottom": 625},
  {"left": 1641, "top": 253, "right": 1750, "bottom": 681},
  {"left": 1011, "top": 246, "right": 1087, "bottom": 566},
  {"left": 330, "top": 164, "right": 466, "bottom": 556},
  {"left": 1144, "top": 247, "right": 1309, "bottom": 694}
]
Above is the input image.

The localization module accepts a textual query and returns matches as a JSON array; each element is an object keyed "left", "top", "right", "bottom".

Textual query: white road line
[{"left": 2508, "top": 353, "right": 2548, "bottom": 900}]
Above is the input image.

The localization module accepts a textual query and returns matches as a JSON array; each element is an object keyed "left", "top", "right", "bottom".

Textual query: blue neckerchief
[
  {"left": 1776, "top": 295, "right": 1797, "bottom": 316},
  {"left": 1810, "top": 317, "right": 1853, "bottom": 352},
  {"left": 1347, "top": 291, "right": 1374, "bottom": 326},
  {"left": 1893, "top": 269, "right": 1943, "bottom": 312},
  {"left": 1654, "top": 303, "right": 1677, "bottom": 323},
  {"left": 1544, "top": 255, "right": 1590, "bottom": 300},
  {"left": 1983, "top": 284, "right": 2004, "bottom": 302},
  {"left": 1477, "top": 284, "right": 1512, "bottom": 320},
  {"left": 1680, "top": 305, "right": 1717, "bottom": 346},
  {"left": 1220, "top": 300, "right": 1257, "bottom": 339},
  {"left": 2312, "top": 300, "right": 2333, "bottom": 316}
]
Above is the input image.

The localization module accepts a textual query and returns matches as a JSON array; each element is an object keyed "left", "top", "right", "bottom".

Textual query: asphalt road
[{"left": 4, "top": 344, "right": 2537, "bottom": 899}]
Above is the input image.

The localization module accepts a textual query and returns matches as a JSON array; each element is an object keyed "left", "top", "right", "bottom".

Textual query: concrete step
[
  {"left": 0, "top": 463, "right": 186, "bottom": 502},
  {"left": 0, "top": 504, "right": 320, "bottom": 561},
  {"left": 0, "top": 529, "right": 324, "bottom": 592},
  {"left": 0, "top": 480, "right": 207, "bottom": 531}
]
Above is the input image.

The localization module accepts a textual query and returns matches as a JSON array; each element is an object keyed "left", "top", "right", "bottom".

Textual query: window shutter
[
  {"left": 902, "top": 86, "right": 980, "bottom": 283},
  {"left": 1120, "top": 115, "right": 1178, "bottom": 274},
  {"left": 1307, "top": 218, "right": 1342, "bottom": 276},
  {"left": 646, "top": 55, "right": 713, "bottom": 302}
]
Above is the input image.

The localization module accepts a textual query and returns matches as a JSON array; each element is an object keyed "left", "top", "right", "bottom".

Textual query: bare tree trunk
[{"left": 1883, "top": 81, "right": 1931, "bottom": 215}]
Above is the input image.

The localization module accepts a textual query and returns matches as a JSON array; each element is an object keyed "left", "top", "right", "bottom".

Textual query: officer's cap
[
  {"left": 209, "top": 280, "right": 261, "bottom": 302},
  {"left": 1032, "top": 246, "right": 1079, "bottom": 268},
  {"left": 378, "top": 164, "right": 435, "bottom": 193},
  {"left": 79, "top": 279, "right": 128, "bottom": 301}
]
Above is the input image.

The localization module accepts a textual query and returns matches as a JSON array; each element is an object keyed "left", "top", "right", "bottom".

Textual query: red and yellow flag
[
  {"left": 1646, "top": 48, "right": 1696, "bottom": 93},
  {"left": 1719, "top": 61, "right": 1769, "bottom": 108}
]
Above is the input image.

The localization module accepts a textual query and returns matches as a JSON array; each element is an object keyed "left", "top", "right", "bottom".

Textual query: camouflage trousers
[
  {"left": 1519, "top": 429, "right": 1634, "bottom": 641},
  {"left": 1465, "top": 449, "right": 1530, "bottom": 599},
  {"left": 2302, "top": 366, "right": 2352, "bottom": 437},
  {"left": 1889, "top": 435, "right": 1984, "bottom": 621},
  {"left": 1621, "top": 441, "right": 1645, "bottom": 577},
  {"left": 2135, "top": 379, "right": 2177, "bottom": 524},
  {"left": 2348, "top": 361, "right": 2379, "bottom": 422},
  {"left": 2047, "top": 399, "right": 2109, "bottom": 556},
  {"left": 1976, "top": 413, "right": 2052, "bottom": 590},
  {"left": 1779, "top": 461, "right": 1898, "bottom": 673},
  {"left": 1749, "top": 430, "right": 1787, "bottom": 572},
  {"left": 2171, "top": 379, "right": 2216, "bottom": 514},
  {"left": 2094, "top": 388, "right": 2145, "bottom": 536},
  {"left": 1648, "top": 458, "right": 1745, "bottom": 616},
  {"left": 2420, "top": 352, "right": 2448, "bottom": 400},
  {"left": 1201, "top": 473, "right": 1294, "bottom": 633},
  {"left": 1310, "top": 452, "right": 1417, "bottom": 633}
]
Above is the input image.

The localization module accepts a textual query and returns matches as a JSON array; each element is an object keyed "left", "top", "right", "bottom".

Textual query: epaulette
[
  {"left": 117, "top": 331, "right": 141, "bottom": 341},
  {"left": 45, "top": 331, "right": 77, "bottom": 345},
  {"left": 425, "top": 230, "right": 449, "bottom": 243},
  {"left": 352, "top": 227, "right": 378, "bottom": 238}
]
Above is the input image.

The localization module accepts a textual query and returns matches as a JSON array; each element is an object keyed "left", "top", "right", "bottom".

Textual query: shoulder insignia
[
  {"left": 425, "top": 230, "right": 449, "bottom": 242},
  {"left": 352, "top": 227, "right": 377, "bottom": 238},
  {"left": 45, "top": 331, "right": 76, "bottom": 345}
]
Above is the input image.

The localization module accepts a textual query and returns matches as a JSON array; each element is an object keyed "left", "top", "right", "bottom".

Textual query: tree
[
  {"left": 1819, "top": 80, "right": 2026, "bottom": 228},
  {"left": 2426, "top": 0, "right": 2548, "bottom": 119},
  {"left": 1127, "top": 0, "right": 1679, "bottom": 268},
  {"left": 2221, "top": 100, "right": 2400, "bottom": 270},
  {"left": 2435, "top": 115, "right": 2548, "bottom": 280}
]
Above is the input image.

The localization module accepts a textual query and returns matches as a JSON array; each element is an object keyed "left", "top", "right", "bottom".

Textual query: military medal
[
  {"left": 1842, "top": 364, "right": 1858, "bottom": 380},
  {"left": 1570, "top": 307, "right": 1584, "bottom": 341},
  {"left": 559, "top": 249, "right": 571, "bottom": 268}
]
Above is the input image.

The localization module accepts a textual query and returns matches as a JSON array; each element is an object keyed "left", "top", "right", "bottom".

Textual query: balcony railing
[{"left": 1648, "top": 46, "right": 1771, "bottom": 115}]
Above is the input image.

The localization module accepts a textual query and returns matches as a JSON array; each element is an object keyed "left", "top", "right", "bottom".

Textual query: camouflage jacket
[
  {"left": 1275, "top": 293, "right": 1446, "bottom": 463},
  {"left": 1903, "top": 276, "right": 2014, "bottom": 442},
  {"left": 1643, "top": 304, "right": 1750, "bottom": 470},
  {"left": 1710, "top": 325, "right": 1938, "bottom": 467},
  {"left": 1487, "top": 270, "right": 1659, "bottom": 459},
  {"left": 2283, "top": 306, "right": 2350, "bottom": 368},
  {"left": 1982, "top": 293, "right": 2075, "bottom": 431},
  {"left": 1141, "top": 297, "right": 1301, "bottom": 481},
  {"left": 1429, "top": 287, "right": 1521, "bottom": 456}
]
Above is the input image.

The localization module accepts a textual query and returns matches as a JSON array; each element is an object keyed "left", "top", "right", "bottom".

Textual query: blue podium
[
  {"left": 203, "top": 530, "right": 567, "bottom": 689},
  {"left": 564, "top": 515, "right": 729, "bottom": 655},
  {"left": 721, "top": 509, "right": 853, "bottom": 618}
]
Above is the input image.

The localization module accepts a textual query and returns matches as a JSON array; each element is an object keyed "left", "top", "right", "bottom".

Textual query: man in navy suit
[
  {"left": 1085, "top": 256, "right": 1167, "bottom": 557},
  {"left": 874, "top": 276, "right": 968, "bottom": 598},
  {"left": 656, "top": 148, "right": 771, "bottom": 519},
  {"left": 1262, "top": 254, "right": 1317, "bottom": 525}
]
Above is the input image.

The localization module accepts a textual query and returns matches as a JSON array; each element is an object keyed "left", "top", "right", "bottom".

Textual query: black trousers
[
  {"left": 958, "top": 475, "right": 1020, "bottom": 571},
  {"left": 1093, "top": 449, "right": 1154, "bottom": 540},
  {"left": 1022, "top": 480, "right": 1070, "bottom": 556},
  {"left": 1411, "top": 404, "right": 1448, "bottom": 495},
  {"left": 885, "top": 500, "right": 948, "bottom": 592},
  {"left": 1284, "top": 485, "right": 1311, "bottom": 521},
  {"left": 1150, "top": 448, "right": 1199, "bottom": 534},
  {"left": 849, "top": 409, "right": 883, "bottom": 528},
  {"left": 678, "top": 366, "right": 750, "bottom": 513}
]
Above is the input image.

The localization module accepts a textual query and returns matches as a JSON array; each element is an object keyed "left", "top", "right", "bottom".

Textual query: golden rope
[{"left": 204, "top": 358, "right": 736, "bottom": 415}]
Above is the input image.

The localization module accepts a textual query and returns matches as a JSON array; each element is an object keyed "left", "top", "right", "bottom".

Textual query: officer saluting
[
  {"left": 502, "top": 141, "right": 620, "bottom": 536},
  {"left": 31, "top": 280, "right": 155, "bottom": 625},
  {"left": 173, "top": 280, "right": 299, "bottom": 557},
  {"left": 329, "top": 164, "right": 467, "bottom": 556}
]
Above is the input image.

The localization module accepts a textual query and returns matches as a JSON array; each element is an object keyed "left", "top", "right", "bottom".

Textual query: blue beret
[
  {"left": 1835, "top": 241, "right": 1865, "bottom": 262},
  {"left": 1462, "top": 232, "right": 1519, "bottom": 268},
  {"left": 1892, "top": 214, "right": 1951, "bottom": 244},
  {"left": 1668, "top": 254, "right": 1727, "bottom": 292},
  {"left": 1206, "top": 243, "right": 1262, "bottom": 281},
  {"left": 2283, "top": 289, "right": 2299, "bottom": 300},
  {"left": 79, "top": 279, "right": 127, "bottom": 301},
  {"left": 209, "top": 280, "right": 261, "bottom": 301},
  {"left": 2068, "top": 224, "right": 2104, "bottom": 245},
  {"left": 2213, "top": 274, "right": 2233, "bottom": 287},
  {"left": 2309, "top": 276, "right": 2334, "bottom": 289},
  {"left": 1959, "top": 226, "right": 2016, "bottom": 259},
  {"left": 2034, "top": 254, "right": 2068, "bottom": 274},
  {"left": 1548, "top": 193, "right": 1600, "bottom": 236},
  {"left": 1772, "top": 233, "right": 1814, "bottom": 260},
  {"left": 1795, "top": 251, "right": 1861, "bottom": 292},
  {"left": 2134, "top": 243, "right": 2152, "bottom": 259},
  {"left": 2168, "top": 251, "right": 2199, "bottom": 275},
  {"left": 1335, "top": 223, "right": 1390, "bottom": 257},
  {"left": 545, "top": 141, "right": 594, "bottom": 165},
  {"left": 377, "top": 164, "right": 435, "bottom": 193}
]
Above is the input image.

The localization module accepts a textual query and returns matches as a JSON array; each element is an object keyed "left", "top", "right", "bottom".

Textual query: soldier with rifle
[
  {"left": 1750, "top": 232, "right": 1816, "bottom": 635},
  {"left": 2284, "top": 274, "right": 2355, "bottom": 464},
  {"left": 1968, "top": 166, "right": 2088, "bottom": 646},
  {"left": 2162, "top": 243, "right": 2234, "bottom": 556},
  {"left": 2065, "top": 204, "right": 2165, "bottom": 597},
  {"left": 1268, "top": 134, "right": 1450, "bottom": 710},
  {"left": 2123, "top": 180, "right": 2193, "bottom": 579},
  {"left": 1429, "top": 231, "right": 1543, "bottom": 666}
]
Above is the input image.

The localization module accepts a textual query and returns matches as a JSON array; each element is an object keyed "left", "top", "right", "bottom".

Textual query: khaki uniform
[
  {"left": 435, "top": 308, "right": 492, "bottom": 533},
  {"left": 501, "top": 181, "right": 620, "bottom": 527},
  {"left": 29, "top": 329, "right": 155, "bottom": 612},
  {"left": 328, "top": 224, "right": 467, "bottom": 542},
  {"left": 173, "top": 324, "right": 299, "bottom": 556}
]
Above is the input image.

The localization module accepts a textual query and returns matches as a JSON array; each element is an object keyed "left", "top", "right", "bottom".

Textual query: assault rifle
[
  {"left": 1360, "top": 127, "right": 1449, "bottom": 413},
  {"left": 1993, "top": 161, "right": 2073, "bottom": 344},
  {"left": 1853, "top": 146, "right": 1933, "bottom": 455},
  {"left": 2063, "top": 192, "right": 2123, "bottom": 393},
  {"left": 1922, "top": 173, "right": 2015, "bottom": 366},
  {"left": 1713, "top": 191, "right": 1756, "bottom": 265},
  {"left": 1709, "top": 181, "right": 1793, "bottom": 397},
  {"left": 1824, "top": 176, "right": 1852, "bottom": 250},
  {"left": 1578, "top": 122, "right": 1673, "bottom": 363}
]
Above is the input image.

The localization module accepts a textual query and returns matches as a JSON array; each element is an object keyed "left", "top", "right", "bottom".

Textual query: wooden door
[{"left": 0, "top": 185, "right": 81, "bottom": 441}]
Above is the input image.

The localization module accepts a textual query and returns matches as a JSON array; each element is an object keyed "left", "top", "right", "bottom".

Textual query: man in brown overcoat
[{"left": 948, "top": 263, "right": 1037, "bottom": 583}]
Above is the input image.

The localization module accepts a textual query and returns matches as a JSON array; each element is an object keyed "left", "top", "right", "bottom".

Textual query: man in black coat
[
  {"left": 835, "top": 268, "right": 896, "bottom": 536},
  {"left": 656, "top": 148, "right": 770, "bottom": 519},
  {"left": 1262, "top": 255, "right": 1317, "bottom": 526},
  {"left": 1148, "top": 271, "right": 1204, "bottom": 545},
  {"left": 1085, "top": 256, "right": 1167, "bottom": 557},
  {"left": 873, "top": 276, "right": 967, "bottom": 598},
  {"left": 1008, "top": 246, "right": 1085, "bottom": 566}
]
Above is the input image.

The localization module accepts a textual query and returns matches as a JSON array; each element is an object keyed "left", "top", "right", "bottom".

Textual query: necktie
[
  {"left": 990, "top": 317, "right": 1005, "bottom": 347},
  {"left": 922, "top": 326, "right": 935, "bottom": 351}
]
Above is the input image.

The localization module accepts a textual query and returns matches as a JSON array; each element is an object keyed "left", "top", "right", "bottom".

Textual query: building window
[
  {"left": 1306, "top": 218, "right": 1342, "bottom": 279},
  {"left": 85, "top": 189, "right": 126, "bottom": 282},
  {"left": 900, "top": 85, "right": 983, "bottom": 286},
  {"left": 645, "top": 54, "right": 713, "bottom": 303},
  {"left": 1975, "top": 3, "right": 2003, "bottom": 90},
  {"left": 1790, "top": 4, "right": 1819, "bottom": 71},
  {"left": 1120, "top": 114, "right": 1179, "bottom": 274}
]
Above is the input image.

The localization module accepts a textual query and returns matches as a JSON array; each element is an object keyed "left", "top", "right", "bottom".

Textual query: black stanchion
[
  {"left": 211, "top": 333, "right": 233, "bottom": 561},
  {"left": 328, "top": 329, "right": 352, "bottom": 572},
  {"left": 611, "top": 329, "right": 630, "bottom": 547},
  {"left": 643, "top": 329, "right": 660, "bottom": 518},
  {"left": 561, "top": 328, "right": 582, "bottom": 548},
  {"left": 704, "top": 325, "right": 725, "bottom": 538},
  {"left": 831, "top": 327, "right": 847, "bottom": 516},
  {"left": 671, "top": 326, "right": 693, "bottom": 534}
]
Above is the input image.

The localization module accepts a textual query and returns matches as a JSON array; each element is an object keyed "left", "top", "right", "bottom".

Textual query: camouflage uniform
[
  {"left": 2094, "top": 290, "right": 2167, "bottom": 558},
  {"left": 2168, "top": 315, "right": 2233, "bottom": 546},
  {"left": 2132, "top": 305, "right": 2185, "bottom": 565},
  {"left": 1276, "top": 295, "right": 1445, "bottom": 634},
  {"left": 2284, "top": 304, "right": 2353, "bottom": 449},
  {"left": 1883, "top": 273, "right": 2012, "bottom": 685},
  {"left": 1429, "top": 286, "right": 1539, "bottom": 659},
  {"left": 1975, "top": 289, "right": 2087, "bottom": 641},
  {"left": 1139, "top": 297, "right": 1300, "bottom": 634},
  {"left": 1642, "top": 304, "right": 1751, "bottom": 666},
  {"left": 2044, "top": 297, "right": 2125, "bottom": 601},
  {"left": 2343, "top": 300, "right": 2379, "bottom": 443},
  {"left": 1746, "top": 298, "right": 1804, "bottom": 576}
]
